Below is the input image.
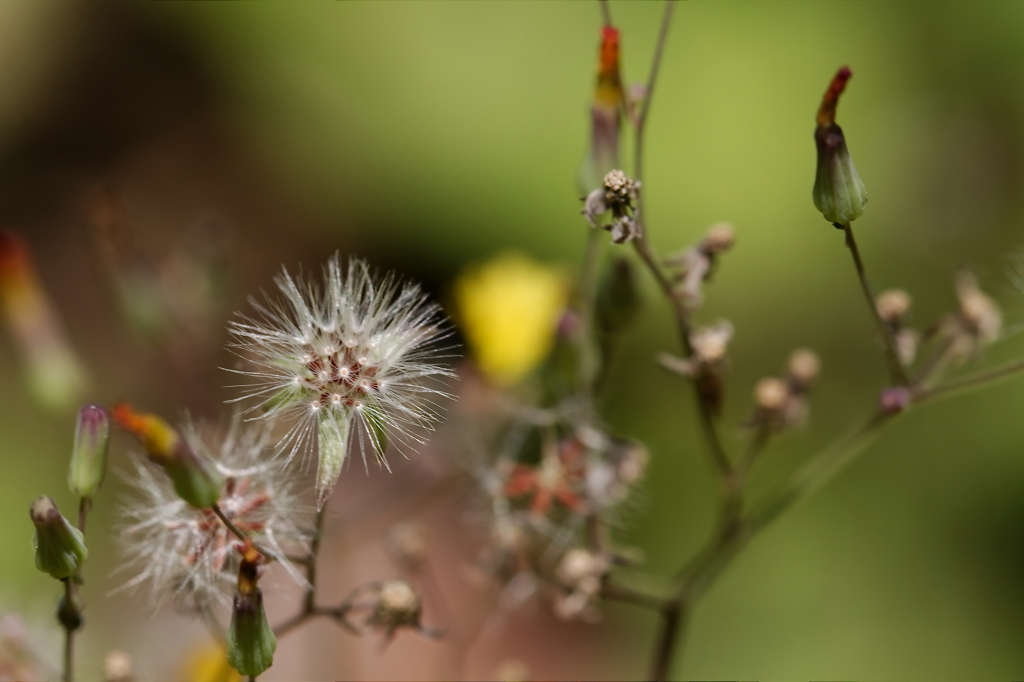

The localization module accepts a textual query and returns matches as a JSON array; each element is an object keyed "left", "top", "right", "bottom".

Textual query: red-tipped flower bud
[
  {"left": 226, "top": 542, "right": 276, "bottom": 677},
  {"left": 112, "top": 404, "right": 222, "bottom": 509},
  {"left": 813, "top": 67, "right": 868, "bottom": 225}
]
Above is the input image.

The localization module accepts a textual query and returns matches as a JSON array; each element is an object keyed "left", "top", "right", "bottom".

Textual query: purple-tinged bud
[
  {"left": 812, "top": 67, "right": 868, "bottom": 226},
  {"left": 879, "top": 387, "right": 913, "bottom": 415},
  {"left": 68, "top": 405, "right": 110, "bottom": 498},
  {"left": 30, "top": 496, "right": 88, "bottom": 580}
]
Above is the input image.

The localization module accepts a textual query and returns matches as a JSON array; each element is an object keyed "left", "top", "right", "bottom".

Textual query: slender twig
[
  {"left": 305, "top": 508, "right": 327, "bottom": 612},
  {"left": 599, "top": 0, "right": 612, "bottom": 27},
  {"left": 210, "top": 503, "right": 282, "bottom": 563},
  {"left": 602, "top": 581, "right": 671, "bottom": 611},
  {"left": 842, "top": 223, "right": 910, "bottom": 387},
  {"left": 913, "top": 356, "right": 1024, "bottom": 405},
  {"left": 62, "top": 580, "right": 74, "bottom": 682},
  {"left": 577, "top": 228, "right": 604, "bottom": 406},
  {"left": 76, "top": 498, "right": 90, "bottom": 535}
]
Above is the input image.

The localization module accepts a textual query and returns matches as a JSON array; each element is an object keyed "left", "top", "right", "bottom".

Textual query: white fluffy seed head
[
  {"left": 113, "top": 416, "right": 313, "bottom": 612},
  {"left": 225, "top": 256, "right": 455, "bottom": 481}
]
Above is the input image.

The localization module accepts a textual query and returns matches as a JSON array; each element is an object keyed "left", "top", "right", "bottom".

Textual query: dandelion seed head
[
  {"left": 114, "top": 416, "right": 313, "bottom": 612},
  {"left": 225, "top": 255, "right": 454, "bottom": 507}
]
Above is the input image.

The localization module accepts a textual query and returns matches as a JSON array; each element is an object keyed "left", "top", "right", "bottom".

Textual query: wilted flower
[
  {"left": 227, "top": 256, "right": 453, "bottom": 510},
  {"left": 115, "top": 416, "right": 311, "bottom": 612},
  {"left": 665, "top": 223, "right": 736, "bottom": 311}
]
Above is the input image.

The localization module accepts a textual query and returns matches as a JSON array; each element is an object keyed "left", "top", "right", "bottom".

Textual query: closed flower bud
[
  {"left": 367, "top": 580, "right": 423, "bottom": 640},
  {"left": 68, "top": 404, "right": 110, "bottom": 498},
  {"left": 754, "top": 377, "right": 790, "bottom": 413},
  {"left": 226, "top": 543, "right": 276, "bottom": 677},
  {"left": 30, "top": 496, "right": 87, "bottom": 580},
  {"left": 787, "top": 349, "right": 821, "bottom": 389},
  {"left": 876, "top": 289, "right": 912, "bottom": 325},
  {"left": 700, "top": 223, "right": 735, "bottom": 255},
  {"left": 113, "top": 404, "right": 223, "bottom": 509},
  {"left": 812, "top": 67, "right": 868, "bottom": 226},
  {"left": 597, "top": 257, "right": 642, "bottom": 334}
]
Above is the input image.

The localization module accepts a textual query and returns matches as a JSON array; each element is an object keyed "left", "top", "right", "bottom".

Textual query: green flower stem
[
  {"left": 63, "top": 579, "right": 74, "bottom": 682},
  {"left": 842, "top": 223, "right": 910, "bottom": 387}
]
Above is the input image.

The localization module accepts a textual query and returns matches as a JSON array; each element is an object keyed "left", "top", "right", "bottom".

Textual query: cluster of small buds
[
  {"left": 664, "top": 223, "right": 736, "bottom": 311},
  {"left": 875, "top": 289, "right": 919, "bottom": 366},
  {"left": 553, "top": 548, "right": 610, "bottom": 622},
  {"left": 749, "top": 349, "right": 821, "bottom": 433},
  {"left": 581, "top": 170, "right": 642, "bottom": 244}
]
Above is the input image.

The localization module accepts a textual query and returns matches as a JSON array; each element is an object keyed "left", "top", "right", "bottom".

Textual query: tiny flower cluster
[{"left": 581, "top": 170, "right": 643, "bottom": 244}]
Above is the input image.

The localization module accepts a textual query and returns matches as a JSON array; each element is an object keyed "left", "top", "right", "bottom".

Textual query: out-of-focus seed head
[
  {"left": 115, "top": 416, "right": 311, "bottom": 612},
  {"left": 68, "top": 404, "right": 110, "bottom": 499},
  {"left": 30, "top": 496, "right": 87, "bottom": 580}
]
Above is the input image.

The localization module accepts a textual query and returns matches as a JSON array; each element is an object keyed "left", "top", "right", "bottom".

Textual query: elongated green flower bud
[
  {"left": 812, "top": 67, "right": 868, "bottom": 226},
  {"left": 316, "top": 413, "right": 351, "bottom": 511},
  {"left": 68, "top": 404, "right": 110, "bottom": 498},
  {"left": 30, "top": 496, "right": 87, "bottom": 580},
  {"left": 227, "top": 542, "right": 276, "bottom": 677},
  {"left": 112, "top": 403, "right": 222, "bottom": 509}
]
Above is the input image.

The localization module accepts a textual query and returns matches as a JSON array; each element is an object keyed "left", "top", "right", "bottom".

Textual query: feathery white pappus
[
  {"left": 225, "top": 255, "right": 455, "bottom": 509},
  {"left": 114, "top": 416, "right": 313, "bottom": 612}
]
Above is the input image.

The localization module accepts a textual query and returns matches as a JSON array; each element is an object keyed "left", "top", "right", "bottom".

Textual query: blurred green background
[{"left": 3, "top": 1, "right": 1024, "bottom": 680}]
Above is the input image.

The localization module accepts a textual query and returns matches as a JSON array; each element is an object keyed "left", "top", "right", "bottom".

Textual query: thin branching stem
[
  {"left": 62, "top": 580, "right": 74, "bottom": 682},
  {"left": 842, "top": 223, "right": 910, "bottom": 387},
  {"left": 913, "top": 356, "right": 1024, "bottom": 404},
  {"left": 599, "top": 0, "right": 612, "bottom": 28}
]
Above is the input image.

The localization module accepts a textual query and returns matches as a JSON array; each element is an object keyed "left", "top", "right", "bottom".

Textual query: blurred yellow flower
[
  {"left": 182, "top": 642, "right": 241, "bottom": 682},
  {"left": 455, "top": 252, "right": 568, "bottom": 386}
]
